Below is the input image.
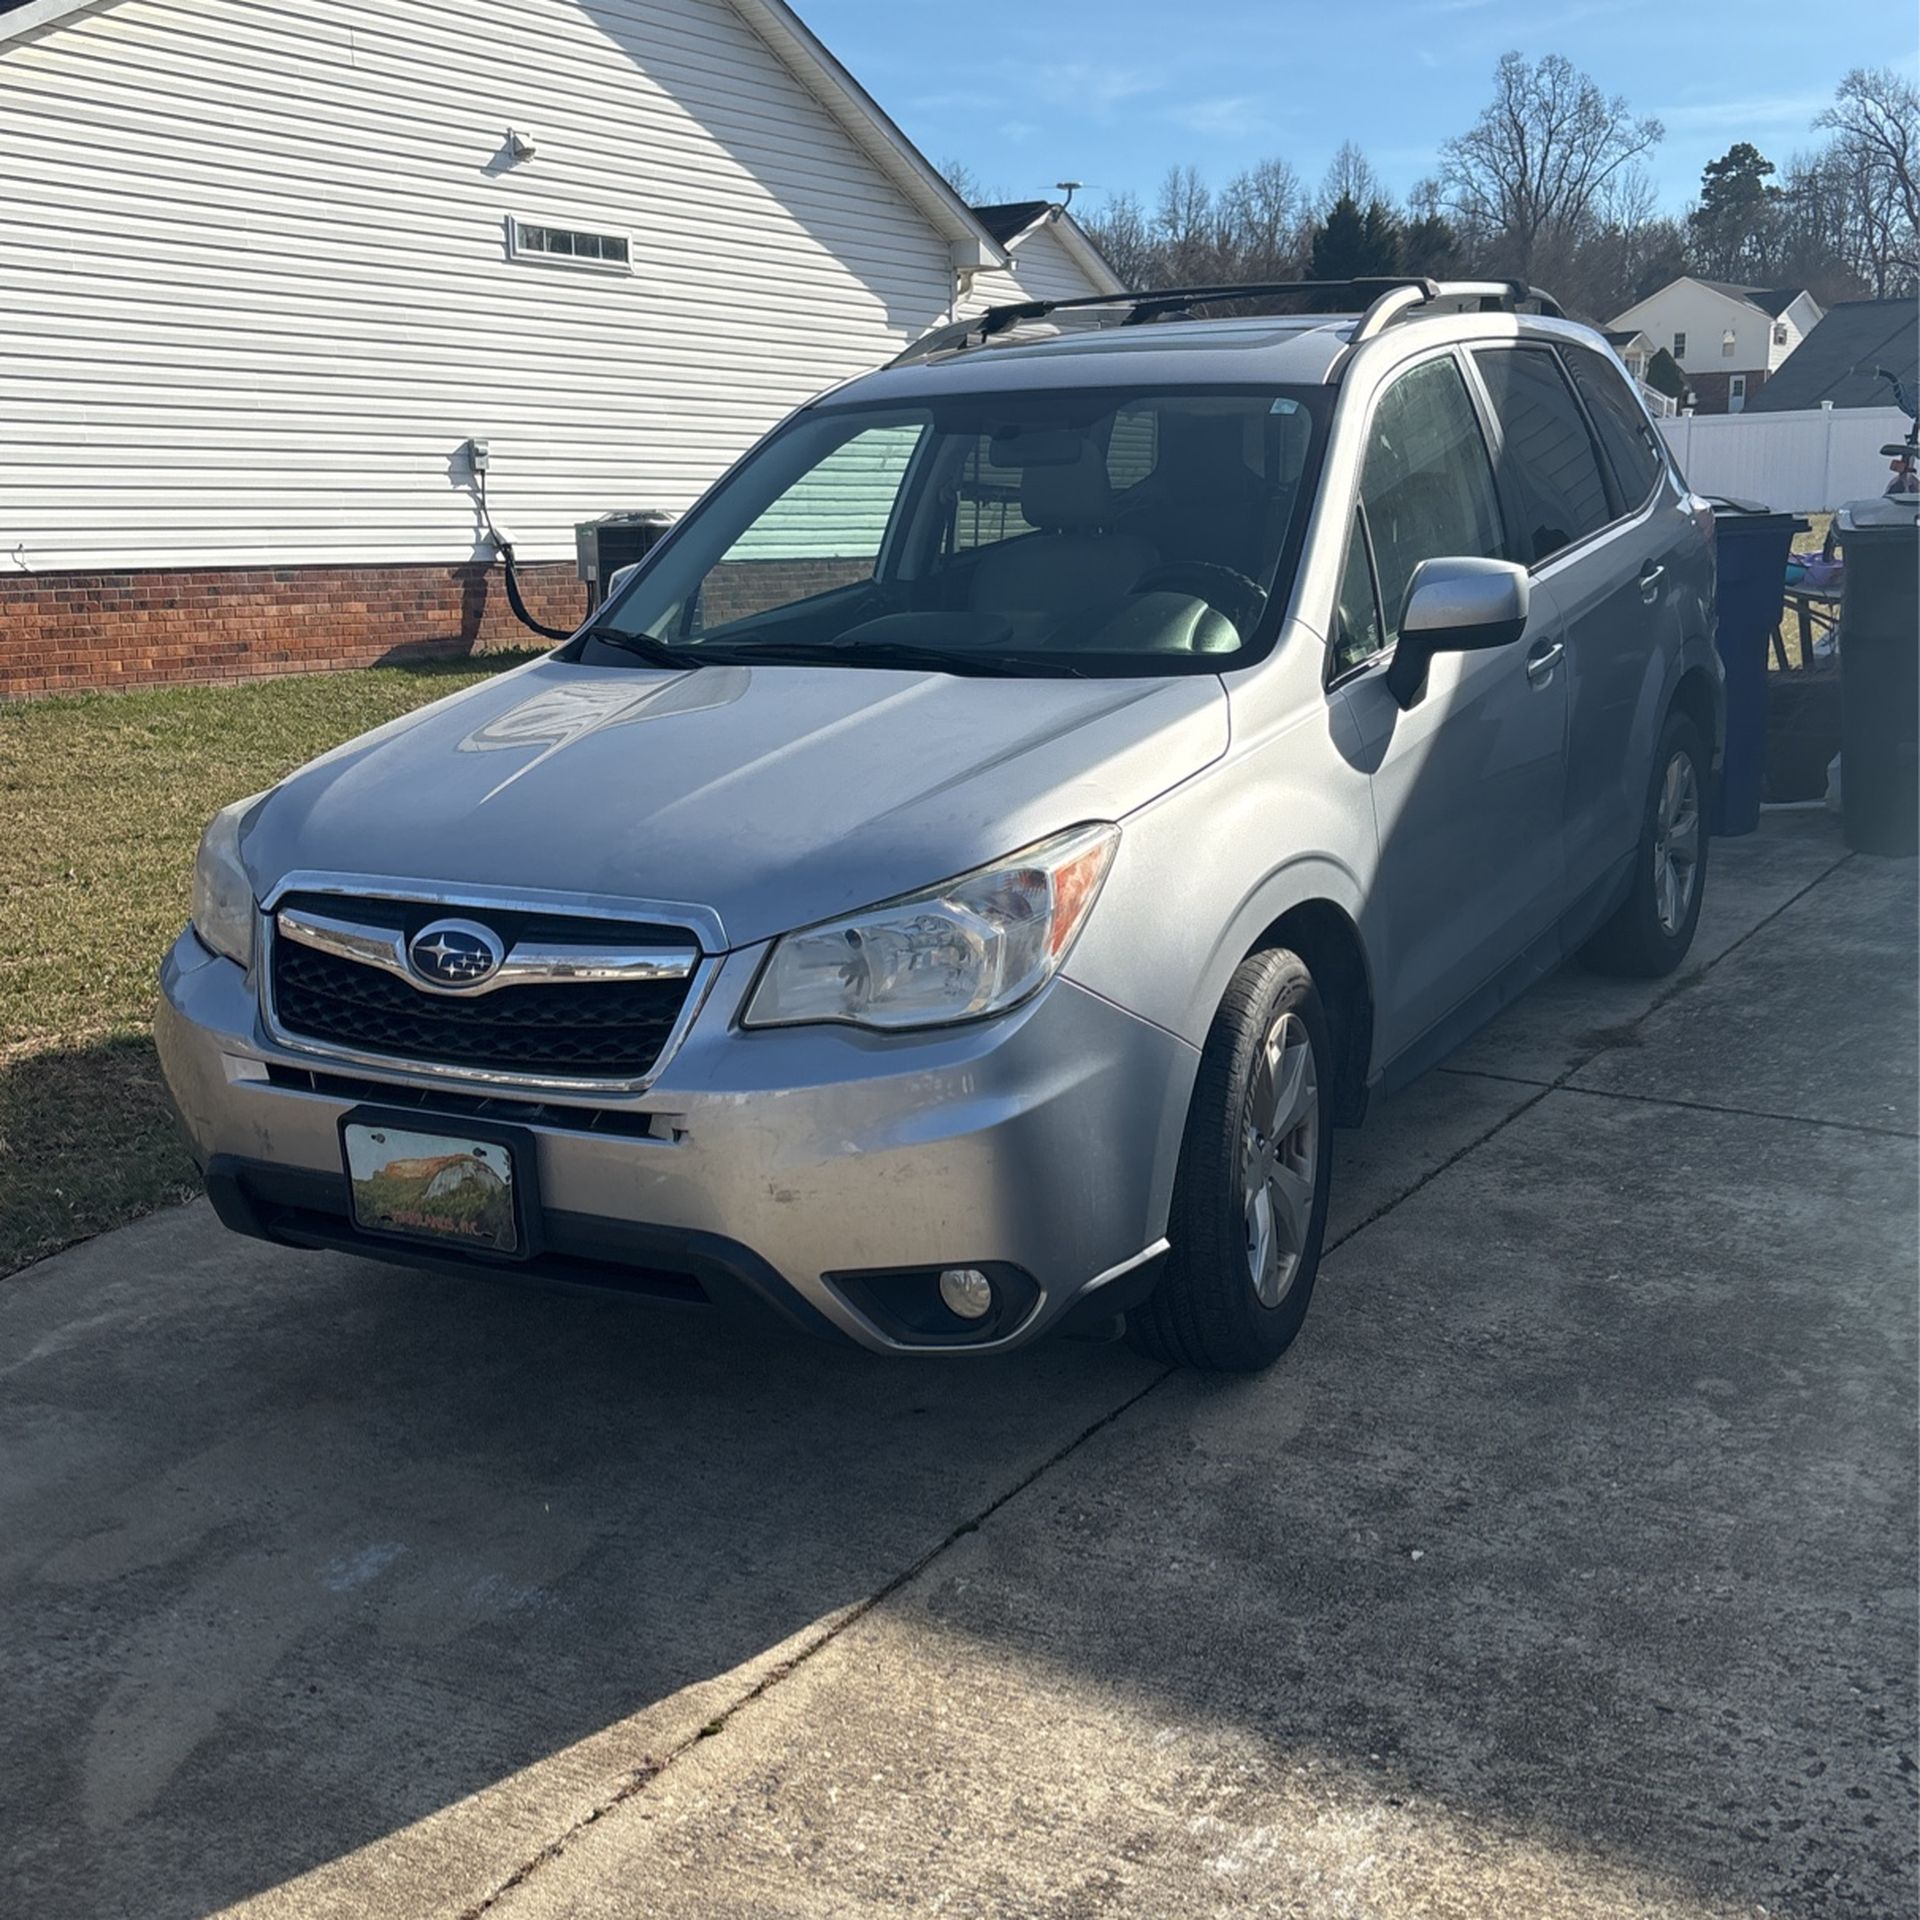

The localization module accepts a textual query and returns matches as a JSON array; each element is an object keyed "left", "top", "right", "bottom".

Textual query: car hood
[{"left": 243, "top": 658, "right": 1228, "bottom": 948}]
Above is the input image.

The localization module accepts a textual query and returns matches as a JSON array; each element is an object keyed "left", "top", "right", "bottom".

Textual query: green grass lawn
[{"left": 0, "top": 655, "right": 537, "bottom": 1277}]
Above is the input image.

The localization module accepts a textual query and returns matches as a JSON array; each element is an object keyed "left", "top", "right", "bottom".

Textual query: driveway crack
[
  {"left": 455, "top": 1364, "right": 1175, "bottom": 1917},
  {"left": 459, "top": 843, "right": 1861, "bottom": 1915}
]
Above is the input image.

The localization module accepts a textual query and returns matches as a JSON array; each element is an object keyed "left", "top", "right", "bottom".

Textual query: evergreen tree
[
  {"left": 1688, "top": 143, "right": 1781, "bottom": 281},
  {"left": 1400, "top": 211, "right": 1459, "bottom": 278},
  {"left": 1310, "top": 192, "right": 1401, "bottom": 293}
]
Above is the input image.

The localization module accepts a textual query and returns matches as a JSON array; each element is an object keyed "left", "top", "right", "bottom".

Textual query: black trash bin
[
  {"left": 1708, "top": 499, "right": 1799, "bottom": 836},
  {"left": 1837, "top": 497, "right": 1920, "bottom": 856}
]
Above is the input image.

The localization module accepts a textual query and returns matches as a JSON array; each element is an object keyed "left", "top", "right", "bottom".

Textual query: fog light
[{"left": 938, "top": 1267, "right": 995, "bottom": 1321}]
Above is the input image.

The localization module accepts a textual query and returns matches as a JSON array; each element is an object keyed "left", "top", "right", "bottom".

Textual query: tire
[
  {"left": 1581, "top": 711, "right": 1711, "bottom": 978},
  {"left": 1127, "top": 947, "right": 1335, "bottom": 1372}
]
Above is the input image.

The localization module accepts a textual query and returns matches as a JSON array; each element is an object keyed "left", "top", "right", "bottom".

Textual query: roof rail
[
  {"left": 889, "top": 277, "right": 1565, "bottom": 367},
  {"left": 1346, "top": 278, "right": 1564, "bottom": 343}
]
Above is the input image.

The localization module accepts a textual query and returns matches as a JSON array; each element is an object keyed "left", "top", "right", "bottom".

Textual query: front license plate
[{"left": 342, "top": 1115, "right": 528, "bottom": 1255}]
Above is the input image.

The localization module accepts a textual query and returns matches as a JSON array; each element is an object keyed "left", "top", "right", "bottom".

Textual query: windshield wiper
[
  {"left": 576, "top": 624, "right": 702, "bottom": 670},
  {"left": 694, "top": 639, "right": 1060, "bottom": 679}
]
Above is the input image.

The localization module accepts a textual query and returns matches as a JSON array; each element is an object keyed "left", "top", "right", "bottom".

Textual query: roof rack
[{"left": 890, "top": 277, "right": 1566, "bottom": 367}]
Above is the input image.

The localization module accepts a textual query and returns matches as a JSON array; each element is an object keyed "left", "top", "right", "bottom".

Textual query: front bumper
[{"left": 156, "top": 930, "right": 1196, "bottom": 1354}]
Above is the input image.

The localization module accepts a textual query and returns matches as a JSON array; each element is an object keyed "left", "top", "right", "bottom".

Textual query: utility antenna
[{"left": 1055, "top": 180, "right": 1084, "bottom": 210}]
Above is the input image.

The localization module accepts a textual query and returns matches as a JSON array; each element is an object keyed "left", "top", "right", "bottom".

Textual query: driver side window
[{"left": 1357, "top": 356, "right": 1505, "bottom": 645}]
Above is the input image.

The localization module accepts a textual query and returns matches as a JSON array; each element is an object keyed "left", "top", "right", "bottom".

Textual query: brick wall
[
  {"left": 698, "top": 556, "right": 873, "bottom": 626},
  {"left": 0, "top": 560, "right": 589, "bottom": 698},
  {"left": 1683, "top": 368, "right": 1772, "bottom": 416}
]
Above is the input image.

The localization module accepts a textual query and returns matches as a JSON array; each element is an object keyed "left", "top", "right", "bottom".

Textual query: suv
[{"left": 158, "top": 278, "right": 1721, "bottom": 1371}]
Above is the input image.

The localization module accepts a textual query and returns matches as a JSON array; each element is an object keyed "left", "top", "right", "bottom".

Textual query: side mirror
[
  {"left": 1385, "top": 557, "right": 1531, "bottom": 709},
  {"left": 604, "top": 562, "right": 641, "bottom": 603}
]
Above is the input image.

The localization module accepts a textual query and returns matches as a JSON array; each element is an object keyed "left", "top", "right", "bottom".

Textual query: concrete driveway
[{"left": 3, "top": 815, "right": 1913, "bottom": 1920}]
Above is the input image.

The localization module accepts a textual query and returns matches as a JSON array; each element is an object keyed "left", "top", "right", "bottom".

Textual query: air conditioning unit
[{"left": 575, "top": 509, "right": 677, "bottom": 610}]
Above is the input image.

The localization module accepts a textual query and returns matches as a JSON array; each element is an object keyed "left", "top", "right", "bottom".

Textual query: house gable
[
  {"left": 0, "top": 0, "right": 1012, "bottom": 584},
  {"left": 0, "top": 0, "right": 1005, "bottom": 270},
  {"left": 1609, "top": 275, "right": 1818, "bottom": 384},
  {"left": 968, "top": 202, "right": 1125, "bottom": 304}
]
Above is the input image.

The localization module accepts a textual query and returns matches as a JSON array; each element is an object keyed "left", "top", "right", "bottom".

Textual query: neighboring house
[
  {"left": 1746, "top": 298, "right": 1919, "bottom": 413},
  {"left": 1601, "top": 328, "right": 1676, "bottom": 417},
  {"left": 1608, "top": 277, "right": 1823, "bottom": 415},
  {"left": 967, "top": 201, "right": 1126, "bottom": 307},
  {"left": 1602, "top": 329, "right": 1656, "bottom": 384},
  {"left": 0, "top": 0, "right": 1115, "bottom": 696}
]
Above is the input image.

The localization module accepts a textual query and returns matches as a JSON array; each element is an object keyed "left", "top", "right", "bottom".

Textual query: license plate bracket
[{"left": 339, "top": 1108, "right": 541, "bottom": 1260}]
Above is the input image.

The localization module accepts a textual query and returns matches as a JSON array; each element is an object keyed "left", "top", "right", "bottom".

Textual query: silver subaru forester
[{"left": 158, "top": 279, "right": 1721, "bottom": 1370}]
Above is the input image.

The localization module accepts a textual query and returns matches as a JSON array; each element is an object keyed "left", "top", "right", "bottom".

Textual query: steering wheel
[{"left": 1133, "top": 562, "right": 1269, "bottom": 635}]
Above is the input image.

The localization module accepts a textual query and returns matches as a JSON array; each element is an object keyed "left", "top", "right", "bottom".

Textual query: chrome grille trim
[
  {"left": 259, "top": 870, "right": 728, "bottom": 951},
  {"left": 275, "top": 906, "right": 698, "bottom": 997},
  {"left": 255, "top": 880, "right": 718, "bottom": 1097}
]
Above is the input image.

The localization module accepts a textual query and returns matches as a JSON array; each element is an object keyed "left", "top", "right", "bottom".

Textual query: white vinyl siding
[
  {"left": 1609, "top": 279, "right": 1823, "bottom": 380},
  {"left": 963, "top": 220, "right": 1110, "bottom": 317},
  {"left": 728, "top": 419, "right": 923, "bottom": 558},
  {"left": 994, "top": 223, "right": 1097, "bottom": 305},
  {"left": 0, "top": 0, "right": 983, "bottom": 571}
]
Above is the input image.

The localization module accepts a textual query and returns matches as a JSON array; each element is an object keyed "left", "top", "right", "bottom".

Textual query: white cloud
[
  {"left": 1163, "top": 95, "right": 1268, "bottom": 137},
  {"left": 1652, "top": 91, "right": 1833, "bottom": 134}
]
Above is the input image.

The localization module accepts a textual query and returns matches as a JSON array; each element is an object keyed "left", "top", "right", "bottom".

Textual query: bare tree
[
  {"left": 1772, "top": 151, "right": 1869, "bottom": 303},
  {"left": 1319, "top": 140, "right": 1387, "bottom": 217},
  {"left": 1439, "top": 53, "right": 1663, "bottom": 280},
  {"left": 936, "top": 157, "right": 982, "bottom": 203},
  {"left": 1816, "top": 68, "right": 1920, "bottom": 294},
  {"left": 1219, "top": 158, "right": 1307, "bottom": 278},
  {"left": 1154, "top": 164, "right": 1230, "bottom": 284},
  {"left": 1082, "top": 190, "right": 1160, "bottom": 288}
]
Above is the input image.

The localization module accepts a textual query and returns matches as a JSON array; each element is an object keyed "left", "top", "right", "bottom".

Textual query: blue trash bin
[{"left": 1708, "top": 498, "right": 1798, "bottom": 836}]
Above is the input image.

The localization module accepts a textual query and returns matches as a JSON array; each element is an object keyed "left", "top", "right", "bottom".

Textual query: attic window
[
  {"left": 1773, "top": 322, "right": 1789, "bottom": 346},
  {"left": 508, "top": 218, "right": 631, "bottom": 272},
  {"left": 1722, "top": 329, "right": 1737, "bottom": 357}
]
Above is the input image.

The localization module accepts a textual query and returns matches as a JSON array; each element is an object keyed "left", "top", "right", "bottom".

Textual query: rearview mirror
[{"left": 1385, "top": 557, "right": 1531, "bottom": 708}]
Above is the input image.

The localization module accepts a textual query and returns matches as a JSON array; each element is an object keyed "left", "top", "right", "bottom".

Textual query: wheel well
[
  {"left": 1672, "top": 665, "right": 1721, "bottom": 765},
  {"left": 1261, "top": 901, "right": 1373, "bottom": 1128}
]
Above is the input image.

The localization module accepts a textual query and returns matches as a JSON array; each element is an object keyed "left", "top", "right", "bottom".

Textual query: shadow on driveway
[{"left": 2, "top": 821, "right": 1912, "bottom": 1920}]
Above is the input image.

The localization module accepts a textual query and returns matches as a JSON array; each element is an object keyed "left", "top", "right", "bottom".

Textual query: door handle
[
  {"left": 1638, "top": 562, "right": 1666, "bottom": 600},
  {"left": 1525, "top": 640, "right": 1565, "bottom": 684}
]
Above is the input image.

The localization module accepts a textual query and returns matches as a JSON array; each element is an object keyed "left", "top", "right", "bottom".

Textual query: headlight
[
  {"left": 190, "top": 793, "right": 265, "bottom": 969},
  {"left": 743, "top": 823, "right": 1120, "bottom": 1032}
]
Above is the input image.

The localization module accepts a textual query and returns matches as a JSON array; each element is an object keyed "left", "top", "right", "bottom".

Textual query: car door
[
  {"left": 1335, "top": 350, "right": 1570, "bottom": 1070},
  {"left": 1562, "top": 343, "right": 1699, "bottom": 916},
  {"left": 1466, "top": 343, "right": 1671, "bottom": 922}
]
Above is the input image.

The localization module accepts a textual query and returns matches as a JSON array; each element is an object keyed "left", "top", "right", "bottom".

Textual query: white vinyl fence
[{"left": 1658, "top": 405, "right": 1911, "bottom": 512}]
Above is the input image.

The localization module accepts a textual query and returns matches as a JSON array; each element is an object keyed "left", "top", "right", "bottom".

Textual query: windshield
[{"left": 575, "top": 385, "right": 1329, "bottom": 678}]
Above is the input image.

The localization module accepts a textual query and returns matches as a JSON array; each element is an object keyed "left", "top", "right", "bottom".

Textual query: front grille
[{"left": 268, "top": 897, "right": 698, "bottom": 1082}]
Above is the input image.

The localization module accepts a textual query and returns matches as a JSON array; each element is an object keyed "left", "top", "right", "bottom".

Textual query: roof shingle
[{"left": 1750, "top": 298, "right": 1919, "bottom": 411}]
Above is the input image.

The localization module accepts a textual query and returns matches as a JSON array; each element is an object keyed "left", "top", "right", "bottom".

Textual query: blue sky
[{"left": 802, "top": 0, "right": 1905, "bottom": 220}]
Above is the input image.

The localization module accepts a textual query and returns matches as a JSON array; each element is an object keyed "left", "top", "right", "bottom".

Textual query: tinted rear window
[
  {"left": 1565, "top": 346, "right": 1666, "bottom": 506},
  {"left": 1471, "top": 347, "right": 1612, "bottom": 566}
]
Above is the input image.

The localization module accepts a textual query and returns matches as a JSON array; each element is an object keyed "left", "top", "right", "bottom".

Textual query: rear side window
[
  {"left": 1358, "top": 355, "right": 1505, "bottom": 643},
  {"left": 1564, "top": 346, "right": 1666, "bottom": 507},
  {"left": 1471, "top": 347, "right": 1611, "bottom": 566}
]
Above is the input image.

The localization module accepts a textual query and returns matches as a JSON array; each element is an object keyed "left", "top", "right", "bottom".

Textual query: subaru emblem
[{"left": 408, "top": 918, "right": 506, "bottom": 988}]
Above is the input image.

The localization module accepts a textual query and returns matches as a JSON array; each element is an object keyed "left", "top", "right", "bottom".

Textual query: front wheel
[
  {"left": 1582, "top": 712, "right": 1711, "bottom": 977},
  {"left": 1127, "top": 947, "right": 1334, "bottom": 1372}
]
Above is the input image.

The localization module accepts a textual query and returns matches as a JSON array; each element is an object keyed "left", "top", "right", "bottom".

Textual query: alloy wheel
[
  {"left": 1654, "top": 750, "right": 1702, "bottom": 937},
  {"left": 1242, "top": 1009, "right": 1319, "bottom": 1309}
]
